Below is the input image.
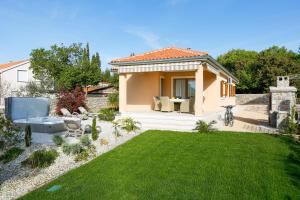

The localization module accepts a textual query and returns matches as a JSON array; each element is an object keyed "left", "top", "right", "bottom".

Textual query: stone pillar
[
  {"left": 119, "top": 74, "right": 127, "bottom": 112},
  {"left": 195, "top": 64, "right": 204, "bottom": 116}
]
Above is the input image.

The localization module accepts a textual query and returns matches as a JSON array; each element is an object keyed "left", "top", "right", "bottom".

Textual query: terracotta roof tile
[
  {"left": 110, "top": 47, "right": 208, "bottom": 63},
  {"left": 0, "top": 60, "right": 28, "bottom": 70}
]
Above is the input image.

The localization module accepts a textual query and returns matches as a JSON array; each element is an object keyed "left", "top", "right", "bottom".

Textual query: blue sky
[{"left": 1, "top": 0, "right": 300, "bottom": 68}]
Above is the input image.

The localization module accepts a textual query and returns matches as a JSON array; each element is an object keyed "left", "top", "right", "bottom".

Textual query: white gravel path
[{"left": 0, "top": 119, "right": 143, "bottom": 200}]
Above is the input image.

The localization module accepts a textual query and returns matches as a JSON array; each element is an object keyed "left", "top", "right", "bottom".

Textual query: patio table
[{"left": 170, "top": 98, "right": 186, "bottom": 112}]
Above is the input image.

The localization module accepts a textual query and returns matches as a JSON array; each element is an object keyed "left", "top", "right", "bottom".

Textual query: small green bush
[
  {"left": 74, "top": 144, "right": 97, "bottom": 162},
  {"left": 70, "top": 143, "right": 84, "bottom": 155},
  {"left": 0, "top": 116, "right": 22, "bottom": 149},
  {"left": 24, "top": 125, "right": 32, "bottom": 147},
  {"left": 62, "top": 143, "right": 85, "bottom": 155},
  {"left": 120, "top": 117, "right": 141, "bottom": 133},
  {"left": 194, "top": 120, "right": 217, "bottom": 133},
  {"left": 283, "top": 106, "right": 298, "bottom": 135},
  {"left": 22, "top": 149, "right": 59, "bottom": 168},
  {"left": 98, "top": 108, "right": 117, "bottom": 121},
  {"left": 80, "top": 135, "right": 91, "bottom": 147},
  {"left": 87, "top": 144, "right": 96, "bottom": 158},
  {"left": 108, "top": 92, "right": 119, "bottom": 109},
  {"left": 74, "top": 150, "right": 89, "bottom": 162},
  {"left": 62, "top": 143, "right": 72, "bottom": 155},
  {"left": 91, "top": 117, "right": 98, "bottom": 141},
  {"left": 52, "top": 135, "right": 64, "bottom": 146},
  {"left": 0, "top": 147, "right": 24, "bottom": 163}
]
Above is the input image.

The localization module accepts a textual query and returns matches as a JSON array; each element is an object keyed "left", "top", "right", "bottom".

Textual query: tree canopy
[
  {"left": 30, "top": 43, "right": 102, "bottom": 91},
  {"left": 217, "top": 46, "right": 300, "bottom": 94}
]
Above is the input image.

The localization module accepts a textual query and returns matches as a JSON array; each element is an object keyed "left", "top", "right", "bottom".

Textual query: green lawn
[{"left": 20, "top": 131, "right": 300, "bottom": 200}]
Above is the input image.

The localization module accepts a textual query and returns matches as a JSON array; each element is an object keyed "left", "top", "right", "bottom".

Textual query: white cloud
[{"left": 123, "top": 26, "right": 162, "bottom": 49}]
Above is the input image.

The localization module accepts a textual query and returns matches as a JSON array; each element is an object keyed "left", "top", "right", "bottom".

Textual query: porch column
[
  {"left": 195, "top": 64, "right": 204, "bottom": 116},
  {"left": 119, "top": 74, "right": 127, "bottom": 112}
]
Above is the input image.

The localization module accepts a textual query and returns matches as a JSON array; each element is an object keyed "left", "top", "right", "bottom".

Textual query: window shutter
[
  {"left": 220, "top": 81, "right": 224, "bottom": 97},
  {"left": 225, "top": 83, "right": 228, "bottom": 96},
  {"left": 233, "top": 85, "right": 236, "bottom": 96}
]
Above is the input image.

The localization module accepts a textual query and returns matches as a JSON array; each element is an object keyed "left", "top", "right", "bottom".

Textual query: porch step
[{"left": 116, "top": 111, "right": 226, "bottom": 131}]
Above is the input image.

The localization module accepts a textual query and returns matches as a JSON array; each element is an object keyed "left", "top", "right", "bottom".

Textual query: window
[
  {"left": 173, "top": 78, "right": 195, "bottom": 98},
  {"left": 17, "top": 70, "right": 28, "bottom": 82},
  {"left": 160, "top": 77, "right": 165, "bottom": 96}
]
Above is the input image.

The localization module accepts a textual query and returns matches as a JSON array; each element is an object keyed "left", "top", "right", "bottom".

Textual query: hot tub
[{"left": 14, "top": 117, "right": 66, "bottom": 133}]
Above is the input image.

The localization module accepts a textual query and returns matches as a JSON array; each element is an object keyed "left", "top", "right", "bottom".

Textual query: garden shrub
[
  {"left": 52, "top": 135, "right": 64, "bottom": 146},
  {"left": 98, "top": 108, "right": 117, "bottom": 121},
  {"left": 0, "top": 116, "right": 22, "bottom": 149},
  {"left": 283, "top": 106, "right": 299, "bottom": 135},
  {"left": 62, "top": 143, "right": 72, "bottom": 155},
  {"left": 22, "top": 149, "right": 59, "bottom": 168},
  {"left": 100, "top": 138, "right": 109, "bottom": 145},
  {"left": 74, "top": 150, "right": 89, "bottom": 162},
  {"left": 91, "top": 117, "right": 98, "bottom": 140},
  {"left": 87, "top": 144, "right": 96, "bottom": 158},
  {"left": 56, "top": 86, "right": 86, "bottom": 115},
  {"left": 108, "top": 92, "right": 119, "bottom": 109},
  {"left": 119, "top": 117, "right": 141, "bottom": 133},
  {"left": 194, "top": 120, "right": 217, "bottom": 133},
  {"left": 0, "top": 147, "right": 24, "bottom": 163},
  {"left": 25, "top": 125, "right": 32, "bottom": 147},
  {"left": 70, "top": 143, "right": 84, "bottom": 155},
  {"left": 80, "top": 135, "right": 91, "bottom": 147}
]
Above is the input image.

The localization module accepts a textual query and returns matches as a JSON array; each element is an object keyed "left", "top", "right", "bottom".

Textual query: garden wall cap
[{"left": 269, "top": 86, "right": 297, "bottom": 92}]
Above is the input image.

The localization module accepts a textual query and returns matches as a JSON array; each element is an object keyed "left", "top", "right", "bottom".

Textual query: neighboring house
[
  {"left": 83, "top": 82, "right": 115, "bottom": 97},
  {"left": 0, "top": 60, "right": 36, "bottom": 105},
  {"left": 110, "top": 47, "right": 238, "bottom": 116}
]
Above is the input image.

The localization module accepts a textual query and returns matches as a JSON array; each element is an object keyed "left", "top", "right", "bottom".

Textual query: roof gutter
[{"left": 109, "top": 55, "right": 238, "bottom": 82}]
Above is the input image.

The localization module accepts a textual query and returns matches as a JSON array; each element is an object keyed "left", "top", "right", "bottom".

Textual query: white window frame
[{"left": 17, "top": 70, "right": 28, "bottom": 82}]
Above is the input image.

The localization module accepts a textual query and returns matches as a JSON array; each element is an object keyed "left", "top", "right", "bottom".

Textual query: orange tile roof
[
  {"left": 0, "top": 60, "right": 28, "bottom": 70},
  {"left": 110, "top": 47, "right": 208, "bottom": 63}
]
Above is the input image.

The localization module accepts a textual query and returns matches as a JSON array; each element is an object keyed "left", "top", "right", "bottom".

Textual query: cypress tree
[
  {"left": 91, "top": 117, "right": 98, "bottom": 141},
  {"left": 25, "top": 125, "right": 32, "bottom": 147}
]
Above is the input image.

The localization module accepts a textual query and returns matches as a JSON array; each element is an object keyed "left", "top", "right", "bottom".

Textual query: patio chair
[
  {"left": 180, "top": 96, "right": 195, "bottom": 113},
  {"left": 153, "top": 96, "right": 161, "bottom": 111},
  {"left": 160, "top": 96, "right": 174, "bottom": 112},
  {"left": 78, "top": 106, "right": 98, "bottom": 117},
  {"left": 64, "top": 119, "right": 84, "bottom": 137}
]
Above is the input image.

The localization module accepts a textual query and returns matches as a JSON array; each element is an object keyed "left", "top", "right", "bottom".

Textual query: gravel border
[{"left": 0, "top": 122, "right": 143, "bottom": 200}]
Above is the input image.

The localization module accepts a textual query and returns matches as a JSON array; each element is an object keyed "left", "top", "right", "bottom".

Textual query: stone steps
[{"left": 116, "top": 111, "right": 226, "bottom": 131}]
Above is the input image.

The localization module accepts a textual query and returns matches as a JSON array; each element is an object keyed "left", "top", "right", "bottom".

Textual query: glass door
[
  {"left": 173, "top": 78, "right": 195, "bottom": 98},
  {"left": 188, "top": 79, "right": 195, "bottom": 97}
]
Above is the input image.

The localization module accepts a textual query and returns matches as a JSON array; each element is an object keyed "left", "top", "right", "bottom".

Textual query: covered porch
[{"left": 119, "top": 62, "right": 235, "bottom": 116}]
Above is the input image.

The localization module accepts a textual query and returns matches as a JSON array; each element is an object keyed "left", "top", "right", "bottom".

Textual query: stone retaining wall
[
  {"left": 49, "top": 96, "right": 109, "bottom": 114},
  {"left": 86, "top": 96, "right": 109, "bottom": 112},
  {"left": 236, "top": 94, "right": 269, "bottom": 105}
]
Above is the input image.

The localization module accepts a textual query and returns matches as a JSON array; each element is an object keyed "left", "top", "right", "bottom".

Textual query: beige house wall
[
  {"left": 119, "top": 72, "right": 160, "bottom": 112},
  {"left": 119, "top": 64, "right": 236, "bottom": 115}
]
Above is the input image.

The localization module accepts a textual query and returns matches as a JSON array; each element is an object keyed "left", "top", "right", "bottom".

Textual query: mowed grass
[{"left": 20, "top": 131, "right": 300, "bottom": 200}]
